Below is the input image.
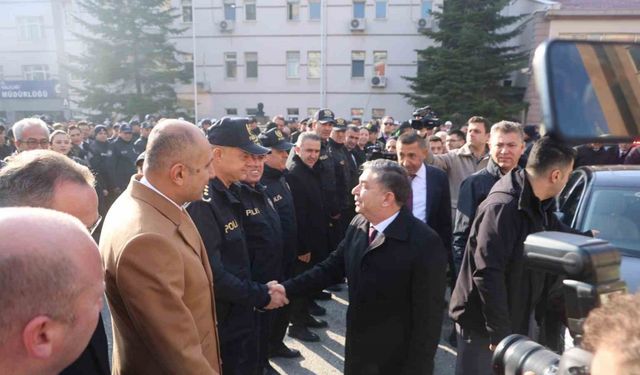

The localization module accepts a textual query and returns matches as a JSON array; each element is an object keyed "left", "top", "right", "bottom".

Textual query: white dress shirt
[
  {"left": 140, "top": 176, "right": 183, "bottom": 210},
  {"left": 411, "top": 163, "right": 427, "bottom": 223},
  {"left": 370, "top": 210, "right": 400, "bottom": 242}
]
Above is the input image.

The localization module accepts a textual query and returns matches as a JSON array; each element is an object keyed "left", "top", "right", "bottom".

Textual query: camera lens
[{"left": 493, "top": 334, "right": 560, "bottom": 375}]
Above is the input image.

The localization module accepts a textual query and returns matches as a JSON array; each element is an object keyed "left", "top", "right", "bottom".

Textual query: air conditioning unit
[
  {"left": 371, "top": 76, "right": 387, "bottom": 88},
  {"left": 219, "top": 20, "right": 234, "bottom": 32},
  {"left": 196, "top": 81, "right": 211, "bottom": 92},
  {"left": 350, "top": 18, "right": 366, "bottom": 31},
  {"left": 417, "top": 17, "right": 433, "bottom": 32}
]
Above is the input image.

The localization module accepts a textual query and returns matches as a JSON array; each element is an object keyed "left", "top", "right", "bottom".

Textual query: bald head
[
  {"left": 144, "top": 119, "right": 207, "bottom": 173},
  {"left": 0, "top": 207, "right": 103, "bottom": 374},
  {"left": 143, "top": 119, "right": 214, "bottom": 204}
]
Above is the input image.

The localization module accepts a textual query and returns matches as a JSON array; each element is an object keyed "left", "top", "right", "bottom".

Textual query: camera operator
[{"left": 449, "top": 136, "right": 595, "bottom": 375}]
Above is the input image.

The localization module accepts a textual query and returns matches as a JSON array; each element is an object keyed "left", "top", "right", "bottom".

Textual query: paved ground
[
  {"left": 270, "top": 286, "right": 458, "bottom": 374},
  {"left": 103, "top": 286, "right": 458, "bottom": 374}
]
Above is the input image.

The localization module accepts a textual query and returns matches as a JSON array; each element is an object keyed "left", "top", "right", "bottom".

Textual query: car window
[
  {"left": 581, "top": 188, "right": 640, "bottom": 255},
  {"left": 558, "top": 174, "right": 586, "bottom": 226}
]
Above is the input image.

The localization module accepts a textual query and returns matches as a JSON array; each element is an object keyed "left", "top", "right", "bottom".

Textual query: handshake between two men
[{"left": 264, "top": 280, "right": 289, "bottom": 310}]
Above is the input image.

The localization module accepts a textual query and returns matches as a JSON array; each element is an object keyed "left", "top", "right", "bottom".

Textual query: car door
[{"left": 557, "top": 170, "right": 588, "bottom": 228}]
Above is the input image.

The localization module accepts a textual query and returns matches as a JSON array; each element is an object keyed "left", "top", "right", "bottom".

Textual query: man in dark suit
[
  {"left": 276, "top": 159, "right": 448, "bottom": 375},
  {"left": 396, "top": 133, "right": 453, "bottom": 280},
  {"left": 0, "top": 150, "right": 109, "bottom": 375}
]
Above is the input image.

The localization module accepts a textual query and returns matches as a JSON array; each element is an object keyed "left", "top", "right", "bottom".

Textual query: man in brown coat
[{"left": 100, "top": 119, "right": 221, "bottom": 374}]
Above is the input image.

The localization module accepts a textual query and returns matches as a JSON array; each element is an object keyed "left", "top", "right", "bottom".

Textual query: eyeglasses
[
  {"left": 22, "top": 138, "right": 50, "bottom": 147},
  {"left": 87, "top": 215, "right": 102, "bottom": 235}
]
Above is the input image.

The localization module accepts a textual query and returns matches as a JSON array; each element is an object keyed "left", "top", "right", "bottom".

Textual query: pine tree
[
  {"left": 69, "top": 0, "right": 192, "bottom": 121},
  {"left": 405, "top": 0, "right": 529, "bottom": 123}
]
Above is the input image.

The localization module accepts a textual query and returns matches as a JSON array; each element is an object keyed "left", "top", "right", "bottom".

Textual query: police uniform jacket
[
  {"left": 286, "top": 154, "right": 330, "bottom": 261},
  {"left": 319, "top": 140, "right": 340, "bottom": 217},
  {"left": 133, "top": 136, "right": 147, "bottom": 155},
  {"left": 88, "top": 140, "right": 114, "bottom": 192},
  {"left": 328, "top": 138, "right": 353, "bottom": 211},
  {"left": 282, "top": 208, "right": 447, "bottom": 375},
  {"left": 109, "top": 137, "right": 137, "bottom": 191},
  {"left": 239, "top": 182, "right": 284, "bottom": 283},
  {"left": 261, "top": 165, "right": 298, "bottom": 276},
  {"left": 187, "top": 177, "right": 271, "bottom": 343}
]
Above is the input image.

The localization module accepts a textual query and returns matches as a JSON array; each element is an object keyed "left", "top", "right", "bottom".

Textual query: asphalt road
[
  {"left": 270, "top": 286, "right": 458, "bottom": 374},
  {"left": 103, "top": 287, "right": 457, "bottom": 374}
]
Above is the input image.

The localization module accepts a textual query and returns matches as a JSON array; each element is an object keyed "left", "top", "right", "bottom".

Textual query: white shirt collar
[
  {"left": 139, "top": 176, "right": 182, "bottom": 210},
  {"left": 371, "top": 210, "right": 400, "bottom": 235}
]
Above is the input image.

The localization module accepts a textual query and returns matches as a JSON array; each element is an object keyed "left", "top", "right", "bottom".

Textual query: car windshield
[{"left": 580, "top": 187, "right": 640, "bottom": 255}]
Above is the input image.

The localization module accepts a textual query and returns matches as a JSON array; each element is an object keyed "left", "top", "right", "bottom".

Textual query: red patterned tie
[{"left": 368, "top": 226, "right": 378, "bottom": 244}]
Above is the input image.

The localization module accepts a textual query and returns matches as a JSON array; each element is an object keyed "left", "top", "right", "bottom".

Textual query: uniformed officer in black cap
[
  {"left": 187, "top": 117, "right": 289, "bottom": 375},
  {"left": 109, "top": 123, "right": 136, "bottom": 197},
  {"left": 237, "top": 131, "right": 286, "bottom": 375},
  {"left": 133, "top": 121, "right": 153, "bottom": 155},
  {"left": 258, "top": 129, "right": 302, "bottom": 360}
]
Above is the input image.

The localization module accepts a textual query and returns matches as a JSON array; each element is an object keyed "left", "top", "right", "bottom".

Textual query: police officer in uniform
[
  {"left": 187, "top": 117, "right": 288, "bottom": 375},
  {"left": 133, "top": 121, "right": 153, "bottom": 154},
  {"left": 109, "top": 123, "right": 137, "bottom": 197},
  {"left": 238, "top": 135, "right": 285, "bottom": 375},
  {"left": 88, "top": 125, "right": 114, "bottom": 215},
  {"left": 259, "top": 129, "right": 302, "bottom": 359},
  {"left": 328, "top": 119, "right": 353, "bottom": 238}
]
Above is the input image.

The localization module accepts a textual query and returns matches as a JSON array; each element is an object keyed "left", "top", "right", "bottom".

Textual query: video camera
[
  {"left": 364, "top": 144, "right": 397, "bottom": 162},
  {"left": 492, "top": 232, "right": 627, "bottom": 375},
  {"left": 410, "top": 105, "right": 441, "bottom": 130}
]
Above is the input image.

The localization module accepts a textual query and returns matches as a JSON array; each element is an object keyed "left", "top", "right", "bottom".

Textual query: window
[
  {"left": 286, "top": 51, "right": 300, "bottom": 78},
  {"left": 181, "top": 0, "right": 192, "bottom": 22},
  {"left": 307, "top": 107, "right": 319, "bottom": 116},
  {"left": 245, "top": 52, "right": 258, "bottom": 78},
  {"left": 307, "top": 51, "right": 321, "bottom": 79},
  {"left": 353, "top": 1, "right": 365, "bottom": 18},
  {"left": 22, "top": 65, "right": 49, "bottom": 80},
  {"left": 372, "top": 108, "right": 385, "bottom": 119},
  {"left": 224, "top": 52, "right": 237, "bottom": 78},
  {"left": 17, "top": 16, "right": 44, "bottom": 41},
  {"left": 226, "top": 108, "right": 238, "bottom": 115},
  {"left": 421, "top": 1, "right": 432, "bottom": 18},
  {"left": 558, "top": 174, "right": 586, "bottom": 226},
  {"left": 373, "top": 51, "right": 387, "bottom": 76},
  {"left": 351, "top": 108, "right": 364, "bottom": 119},
  {"left": 224, "top": 1, "right": 236, "bottom": 21},
  {"left": 245, "top": 0, "right": 256, "bottom": 20},
  {"left": 417, "top": 53, "right": 427, "bottom": 75},
  {"left": 351, "top": 51, "right": 365, "bottom": 78},
  {"left": 375, "top": 1, "right": 387, "bottom": 19},
  {"left": 287, "top": 0, "right": 300, "bottom": 20},
  {"left": 287, "top": 108, "right": 299, "bottom": 121},
  {"left": 309, "top": 1, "right": 321, "bottom": 20}
]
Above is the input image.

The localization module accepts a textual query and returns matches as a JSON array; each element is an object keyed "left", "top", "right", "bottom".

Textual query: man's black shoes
[
  {"left": 288, "top": 325, "right": 320, "bottom": 342},
  {"left": 309, "top": 300, "right": 326, "bottom": 316},
  {"left": 303, "top": 315, "right": 328, "bottom": 328},
  {"left": 269, "top": 343, "right": 301, "bottom": 358}
]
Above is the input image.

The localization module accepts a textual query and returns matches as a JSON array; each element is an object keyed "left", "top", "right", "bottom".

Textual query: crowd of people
[{"left": 1, "top": 110, "right": 639, "bottom": 375}]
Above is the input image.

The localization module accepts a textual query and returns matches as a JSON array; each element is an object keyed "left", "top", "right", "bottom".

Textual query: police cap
[
  {"left": 313, "top": 108, "right": 336, "bottom": 124},
  {"left": 259, "top": 128, "right": 294, "bottom": 151},
  {"left": 208, "top": 117, "right": 270, "bottom": 155}
]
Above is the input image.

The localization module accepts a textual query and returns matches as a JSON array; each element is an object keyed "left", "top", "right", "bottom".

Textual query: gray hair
[
  {"left": 362, "top": 159, "right": 411, "bottom": 206},
  {"left": 0, "top": 150, "right": 95, "bottom": 208},
  {"left": 490, "top": 120, "right": 524, "bottom": 141},
  {"left": 12, "top": 117, "right": 50, "bottom": 141},
  {"left": 296, "top": 132, "right": 321, "bottom": 147}
]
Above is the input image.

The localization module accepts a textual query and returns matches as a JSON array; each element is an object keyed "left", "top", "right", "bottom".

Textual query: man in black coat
[
  {"left": 450, "top": 137, "right": 593, "bottom": 375},
  {"left": 109, "top": 124, "right": 137, "bottom": 196},
  {"left": 452, "top": 121, "right": 525, "bottom": 276},
  {"left": 286, "top": 132, "right": 331, "bottom": 342},
  {"left": 187, "top": 117, "right": 288, "bottom": 375},
  {"left": 278, "top": 159, "right": 447, "bottom": 375},
  {"left": 259, "top": 128, "right": 302, "bottom": 359},
  {"left": 396, "top": 133, "right": 453, "bottom": 280}
]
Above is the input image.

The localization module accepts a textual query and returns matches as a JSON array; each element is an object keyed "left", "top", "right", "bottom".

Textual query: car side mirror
[{"left": 533, "top": 40, "right": 640, "bottom": 143}]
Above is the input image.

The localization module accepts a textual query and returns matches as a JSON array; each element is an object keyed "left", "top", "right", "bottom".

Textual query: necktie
[
  {"left": 368, "top": 226, "right": 378, "bottom": 244},
  {"left": 406, "top": 174, "right": 417, "bottom": 210}
]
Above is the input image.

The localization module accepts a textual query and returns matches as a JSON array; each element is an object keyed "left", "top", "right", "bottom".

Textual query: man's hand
[
  {"left": 264, "top": 281, "right": 289, "bottom": 310},
  {"left": 298, "top": 252, "right": 311, "bottom": 263}
]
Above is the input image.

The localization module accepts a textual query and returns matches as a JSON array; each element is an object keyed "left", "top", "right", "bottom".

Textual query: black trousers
[
  {"left": 268, "top": 256, "right": 295, "bottom": 350},
  {"left": 221, "top": 326, "right": 260, "bottom": 375},
  {"left": 455, "top": 324, "right": 493, "bottom": 375},
  {"left": 289, "top": 259, "right": 312, "bottom": 326}
]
